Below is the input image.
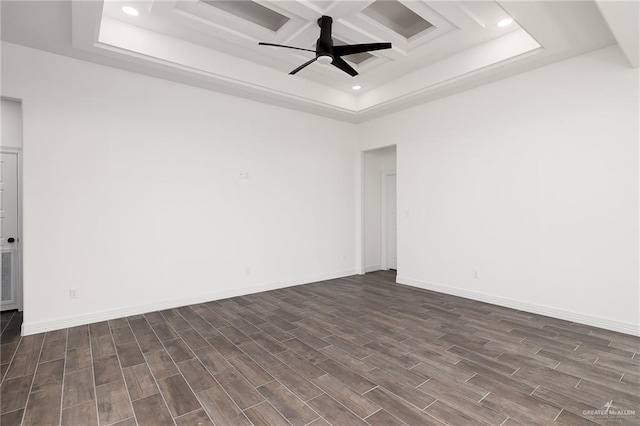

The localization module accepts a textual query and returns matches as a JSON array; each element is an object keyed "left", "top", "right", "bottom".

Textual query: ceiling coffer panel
[
  {"left": 362, "top": 0, "right": 433, "bottom": 39},
  {"left": 201, "top": 0, "right": 290, "bottom": 31}
]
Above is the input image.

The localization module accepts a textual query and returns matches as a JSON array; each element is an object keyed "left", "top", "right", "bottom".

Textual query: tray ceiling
[{"left": 1, "top": 1, "right": 622, "bottom": 121}]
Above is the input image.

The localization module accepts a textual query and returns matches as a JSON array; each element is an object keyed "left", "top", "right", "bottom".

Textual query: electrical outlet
[
  {"left": 473, "top": 270, "right": 480, "bottom": 279},
  {"left": 239, "top": 171, "right": 250, "bottom": 179},
  {"left": 245, "top": 266, "right": 251, "bottom": 275},
  {"left": 69, "top": 289, "right": 78, "bottom": 299}
]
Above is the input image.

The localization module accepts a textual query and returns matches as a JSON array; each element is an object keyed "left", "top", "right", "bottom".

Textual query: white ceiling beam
[{"left": 595, "top": 0, "right": 639, "bottom": 68}]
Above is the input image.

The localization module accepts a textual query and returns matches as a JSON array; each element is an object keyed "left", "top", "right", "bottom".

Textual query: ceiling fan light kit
[
  {"left": 317, "top": 55, "right": 333, "bottom": 65},
  {"left": 259, "top": 15, "right": 392, "bottom": 77}
]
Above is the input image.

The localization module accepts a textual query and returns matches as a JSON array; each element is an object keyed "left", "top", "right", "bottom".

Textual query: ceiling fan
[{"left": 259, "top": 15, "right": 392, "bottom": 77}]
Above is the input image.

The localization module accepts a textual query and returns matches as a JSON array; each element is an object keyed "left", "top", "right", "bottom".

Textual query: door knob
[{"left": 7, "top": 238, "right": 15, "bottom": 243}]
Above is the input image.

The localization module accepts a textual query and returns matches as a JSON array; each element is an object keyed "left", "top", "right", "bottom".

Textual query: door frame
[
  {"left": 357, "top": 144, "right": 397, "bottom": 275},
  {"left": 381, "top": 172, "right": 397, "bottom": 271},
  {"left": 1, "top": 148, "right": 23, "bottom": 311}
]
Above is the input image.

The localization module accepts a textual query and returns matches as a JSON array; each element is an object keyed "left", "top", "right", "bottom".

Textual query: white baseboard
[
  {"left": 364, "top": 264, "right": 383, "bottom": 273},
  {"left": 397, "top": 275, "right": 640, "bottom": 337},
  {"left": 22, "top": 269, "right": 356, "bottom": 335}
]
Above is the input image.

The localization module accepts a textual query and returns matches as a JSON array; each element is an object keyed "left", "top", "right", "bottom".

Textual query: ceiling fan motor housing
[{"left": 316, "top": 15, "right": 334, "bottom": 60}]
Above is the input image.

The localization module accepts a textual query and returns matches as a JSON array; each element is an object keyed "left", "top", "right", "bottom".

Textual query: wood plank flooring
[{"left": 1, "top": 271, "right": 638, "bottom": 425}]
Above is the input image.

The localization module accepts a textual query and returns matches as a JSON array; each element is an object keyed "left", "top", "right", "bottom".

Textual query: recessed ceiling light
[
  {"left": 352, "top": 85, "right": 362, "bottom": 91},
  {"left": 497, "top": 18, "right": 513, "bottom": 27},
  {"left": 122, "top": 6, "right": 140, "bottom": 16}
]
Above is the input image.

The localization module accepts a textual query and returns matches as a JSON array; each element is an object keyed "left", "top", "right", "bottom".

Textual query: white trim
[
  {"left": 356, "top": 151, "right": 365, "bottom": 275},
  {"left": 22, "top": 269, "right": 356, "bottom": 335},
  {"left": 381, "top": 171, "right": 396, "bottom": 271},
  {"left": 16, "top": 150, "right": 22, "bottom": 312},
  {"left": 396, "top": 275, "right": 640, "bottom": 337},
  {"left": 0, "top": 147, "right": 22, "bottom": 153},
  {"left": 364, "top": 264, "right": 382, "bottom": 273}
]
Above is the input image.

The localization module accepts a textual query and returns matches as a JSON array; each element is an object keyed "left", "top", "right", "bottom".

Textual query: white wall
[
  {"left": 3, "top": 41, "right": 638, "bottom": 336},
  {"left": 1, "top": 43, "right": 358, "bottom": 334},
  {"left": 360, "top": 46, "right": 640, "bottom": 335},
  {"left": 363, "top": 146, "right": 396, "bottom": 271},
  {"left": 1, "top": 99, "right": 22, "bottom": 148}
]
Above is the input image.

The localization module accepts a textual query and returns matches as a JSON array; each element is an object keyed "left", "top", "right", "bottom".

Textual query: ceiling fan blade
[
  {"left": 331, "top": 57, "right": 358, "bottom": 77},
  {"left": 258, "top": 42, "right": 316, "bottom": 53},
  {"left": 333, "top": 43, "right": 392, "bottom": 56},
  {"left": 289, "top": 57, "right": 318, "bottom": 75}
]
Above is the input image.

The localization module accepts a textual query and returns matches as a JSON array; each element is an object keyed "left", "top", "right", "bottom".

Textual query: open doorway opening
[
  {"left": 1, "top": 98, "right": 23, "bottom": 321},
  {"left": 362, "top": 145, "right": 397, "bottom": 272}
]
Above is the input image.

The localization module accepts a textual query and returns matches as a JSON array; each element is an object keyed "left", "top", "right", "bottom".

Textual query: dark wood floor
[{"left": 1, "top": 271, "right": 638, "bottom": 425}]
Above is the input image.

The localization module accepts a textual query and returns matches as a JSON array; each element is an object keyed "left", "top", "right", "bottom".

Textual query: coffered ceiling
[{"left": 1, "top": 1, "right": 636, "bottom": 122}]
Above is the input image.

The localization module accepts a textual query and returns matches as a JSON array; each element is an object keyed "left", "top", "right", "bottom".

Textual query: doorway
[
  {"left": 1, "top": 152, "right": 21, "bottom": 311},
  {"left": 361, "top": 145, "right": 397, "bottom": 273},
  {"left": 1, "top": 98, "right": 23, "bottom": 312}
]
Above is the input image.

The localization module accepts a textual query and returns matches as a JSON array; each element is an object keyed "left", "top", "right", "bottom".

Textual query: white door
[
  {"left": 1, "top": 152, "right": 19, "bottom": 310},
  {"left": 385, "top": 174, "right": 397, "bottom": 270}
]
